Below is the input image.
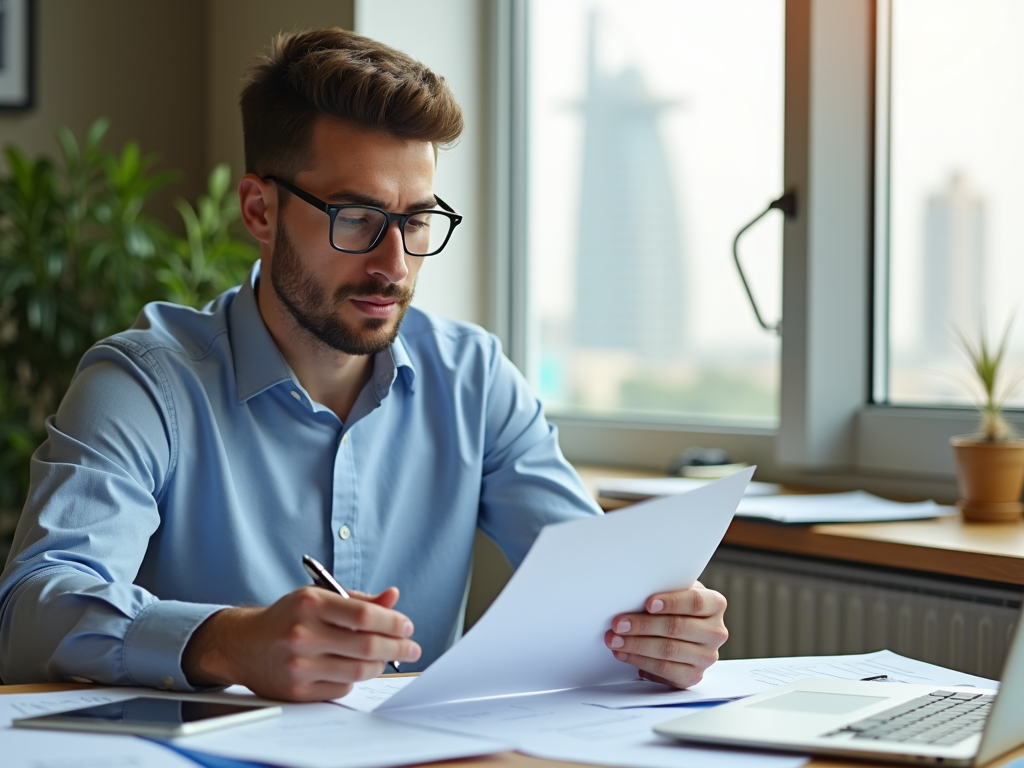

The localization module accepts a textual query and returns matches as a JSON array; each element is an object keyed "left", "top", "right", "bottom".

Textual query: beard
[{"left": 269, "top": 218, "right": 414, "bottom": 356}]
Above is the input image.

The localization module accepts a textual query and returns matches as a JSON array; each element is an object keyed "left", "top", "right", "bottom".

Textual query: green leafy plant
[
  {"left": 0, "top": 119, "right": 258, "bottom": 525},
  {"left": 955, "top": 317, "right": 1020, "bottom": 441}
]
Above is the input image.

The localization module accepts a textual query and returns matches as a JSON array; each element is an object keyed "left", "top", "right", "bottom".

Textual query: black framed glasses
[{"left": 264, "top": 176, "right": 463, "bottom": 257}]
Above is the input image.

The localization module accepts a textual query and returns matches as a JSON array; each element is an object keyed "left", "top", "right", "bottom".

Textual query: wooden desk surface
[
  {"left": 574, "top": 465, "right": 1024, "bottom": 586},
  {"left": 3, "top": 684, "right": 1022, "bottom": 768}
]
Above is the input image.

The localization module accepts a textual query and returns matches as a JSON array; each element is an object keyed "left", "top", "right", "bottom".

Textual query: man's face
[{"left": 267, "top": 119, "right": 435, "bottom": 356}]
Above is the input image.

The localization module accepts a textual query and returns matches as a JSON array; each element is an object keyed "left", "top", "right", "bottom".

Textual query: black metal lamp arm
[{"left": 731, "top": 190, "right": 797, "bottom": 336}]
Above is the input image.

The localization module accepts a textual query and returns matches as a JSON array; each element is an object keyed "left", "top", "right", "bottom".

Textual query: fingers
[
  {"left": 645, "top": 584, "right": 726, "bottom": 618},
  {"left": 607, "top": 612, "right": 728, "bottom": 649},
  {"left": 348, "top": 586, "right": 401, "bottom": 609},
  {"left": 604, "top": 585, "right": 729, "bottom": 690},
  {"left": 298, "top": 587, "right": 414, "bottom": 639},
  {"left": 281, "top": 613, "right": 421, "bottom": 665},
  {"left": 605, "top": 629, "right": 720, "bottom": 668},
  {"left": 610, "top": 650, "right": 706, "bottom": 689}
]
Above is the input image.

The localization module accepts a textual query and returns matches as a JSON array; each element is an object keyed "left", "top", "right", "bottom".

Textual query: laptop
[{"left": 654, "top": 614, "right": 1024, "bottom": 767}]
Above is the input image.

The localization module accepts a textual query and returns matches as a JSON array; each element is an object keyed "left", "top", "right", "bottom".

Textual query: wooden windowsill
[{"left": 574, "top": 464, "right": 1024, "bottom": 586}]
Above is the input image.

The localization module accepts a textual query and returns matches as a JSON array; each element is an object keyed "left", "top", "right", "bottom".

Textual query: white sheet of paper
[
  {"left": 380, "top": 468, "right": 754, "bottom": 711},
  {"left": 382, "top": 686, "right": 807, "bottom": 768},
  {"left": 0, "top": 688, "right": 141, "bottom": 727},
  {"left": 584, "top": 649, "right": 999, "bottom": 708},
  {"left": 341, "top": 676, "right": 417, "bottom": 712},
  {"left": 735, "top": 490, "right": 956, "bottom": 523},
  {"left": 2, "top": 728, "right": 199, "bottom": 768},
  {"left": 597, "top": 476, "right": 781, "bottom": 501},
  {"left": 172, "top": 701, "right": 509, "bottom": 768}
]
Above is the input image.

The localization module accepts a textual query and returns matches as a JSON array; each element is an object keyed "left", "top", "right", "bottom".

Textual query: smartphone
[{"left": 13, "top": 696, "right": 282, "bottom": 738}]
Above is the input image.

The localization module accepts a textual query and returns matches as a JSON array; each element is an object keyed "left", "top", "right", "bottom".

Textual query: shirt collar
[
  {"left": 229, "top": 262, "right": 295, "bottom": 403},
  {"left": 229, "top": 261, "right": 418, "bottom": 403}
]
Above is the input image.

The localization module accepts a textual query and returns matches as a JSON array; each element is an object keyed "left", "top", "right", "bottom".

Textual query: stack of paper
[
  {"left": 597, "top": 475, "right": 782, "bottom": 501},
  {"left": 735, "top": 490, "right": 957, "bottom": 524}
]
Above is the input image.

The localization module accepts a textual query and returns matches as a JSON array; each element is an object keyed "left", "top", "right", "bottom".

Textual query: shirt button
[
  {"left": 162, "top": 676, "right": 175, "bottom": 690},
  {"left": 338, "top": 525, "right": 351, "bottom": 540},
  {"left": 341, "top": 432, "right": 350, "bottom": 444},
  {"left": 290, "top": 391, "right": 301, "bottom": 401}
]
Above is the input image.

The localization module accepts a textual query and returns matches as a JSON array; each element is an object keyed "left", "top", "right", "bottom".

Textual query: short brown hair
[{"left": 241, "top": 28, "right": 464, "bottom": 177}]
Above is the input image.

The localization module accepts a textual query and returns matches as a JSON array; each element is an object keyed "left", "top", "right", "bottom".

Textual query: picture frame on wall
[{"left": 0, "top": 0, "right": 34, "bottom": 110}]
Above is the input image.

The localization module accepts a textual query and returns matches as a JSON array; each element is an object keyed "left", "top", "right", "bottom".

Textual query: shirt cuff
[{"left": 122, "top": 600, "right": 229, "bottom": 692}]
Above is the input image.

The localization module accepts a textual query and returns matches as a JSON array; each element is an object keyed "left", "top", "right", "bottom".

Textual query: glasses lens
[
  {"left": 403, "top": 212, "right": 454, "bottom": 256},
  {"left": 331, "top": 207, "right": 388, "bottom": 251}
]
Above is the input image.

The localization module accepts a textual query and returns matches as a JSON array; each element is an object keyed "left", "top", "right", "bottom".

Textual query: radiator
[{"left": 700, "top": 546, "right": 1023, "bottom": 680}]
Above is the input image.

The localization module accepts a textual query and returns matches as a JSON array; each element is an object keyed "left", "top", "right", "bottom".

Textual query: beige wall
[
  {"left": 206, "top": 0, "right": 355, "bottom": 182},
  {"left": 0, "top": 0, "right": 209, "bottom": 218},
  {"left": 0, "top": 0, "right": 355, "bottom": 222}
]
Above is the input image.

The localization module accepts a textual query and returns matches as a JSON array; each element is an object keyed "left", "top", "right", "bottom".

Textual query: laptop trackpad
[{"left": 750, "top": 691, "right": 887, "bottom": 715}]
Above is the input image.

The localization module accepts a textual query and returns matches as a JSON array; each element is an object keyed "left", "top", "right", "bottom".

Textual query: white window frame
[{"left": 488, "top": 0, "right": 1024, "bottom": 499}]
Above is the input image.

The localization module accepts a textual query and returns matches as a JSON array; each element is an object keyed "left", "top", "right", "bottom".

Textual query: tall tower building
[
  {"left": 921, "top": 173, "right": 986, "bottom": 358},
  {"left": 572, "top": 15, "right": 686, "bottom": 360}
]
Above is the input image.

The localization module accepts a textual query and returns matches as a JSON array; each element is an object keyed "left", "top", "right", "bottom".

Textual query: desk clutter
[
  {"left": 4, "top": 472, "right": 1010, "bottom": 768},
  {"left": 3, "top": 650, "right": 997, "bottom": 768},
  {"left": 596, "top": 477, "right": 957, "bottom": 524}
]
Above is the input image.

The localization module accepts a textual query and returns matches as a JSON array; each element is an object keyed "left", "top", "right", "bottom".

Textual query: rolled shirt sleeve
[{"left": 0, "top": 344, "right": 228, "bottom": 689}]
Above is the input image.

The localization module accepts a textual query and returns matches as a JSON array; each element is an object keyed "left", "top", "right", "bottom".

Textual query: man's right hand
[{"left": 182, "top": 585, "right": 421, "bottom": 701}]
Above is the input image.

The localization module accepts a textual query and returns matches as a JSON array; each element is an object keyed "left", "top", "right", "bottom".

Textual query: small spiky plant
[{"left": 955, "top": 319, "right": 1018, "bottom": 442}]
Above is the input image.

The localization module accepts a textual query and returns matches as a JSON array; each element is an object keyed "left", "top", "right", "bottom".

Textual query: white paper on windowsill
[
  {"left": 597, "top": 476, "right": 782, "bottom": 501},
  {"left": 378, "top": 468, "right": 754, "bottom": 711},
  {"left": 733, "top": 490, "right": 957, "bottom": 524}
]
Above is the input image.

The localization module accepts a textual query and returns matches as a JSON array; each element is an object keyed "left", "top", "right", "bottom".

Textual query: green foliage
[
  {"left": 955, "top": 317, "right": 1018, "bottom": 441},
  {"left": 0, "top": 119, "right": 258, "bottom": 515}
]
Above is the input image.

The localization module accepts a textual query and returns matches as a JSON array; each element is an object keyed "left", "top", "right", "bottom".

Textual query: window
[
  {"left": 524, "top": 0, "right": 786, "bottom": 428},
  {"left": 877, "top": 0, "right": 1024, "bottom": 409}
]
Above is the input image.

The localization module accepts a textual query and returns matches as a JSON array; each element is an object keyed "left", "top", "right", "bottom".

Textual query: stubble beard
[{"left": 269, "top": 218, "right": 414, "bottom": 356}]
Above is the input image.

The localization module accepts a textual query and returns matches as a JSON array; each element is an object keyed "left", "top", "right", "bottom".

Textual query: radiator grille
[{"left": 700, "top": 546, "right": 1022, "bottom": 679}]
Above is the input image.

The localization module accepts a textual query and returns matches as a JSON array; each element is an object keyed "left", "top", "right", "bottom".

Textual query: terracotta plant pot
[{"left": 950, "top": 436, "right": 1024, "bottom": 522}]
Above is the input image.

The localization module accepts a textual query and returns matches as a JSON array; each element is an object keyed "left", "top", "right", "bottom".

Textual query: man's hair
[{"left": 241, "top": 28, "right": 464, "bottom": 177}]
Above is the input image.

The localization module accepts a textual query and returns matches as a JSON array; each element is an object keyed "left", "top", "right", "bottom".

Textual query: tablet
[{"left": 13, "top": 696, "right": 282, "bottom": 738}]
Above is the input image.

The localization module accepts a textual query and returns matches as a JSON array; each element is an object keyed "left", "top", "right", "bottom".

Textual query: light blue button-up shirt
[{"left": 0, "top": 264, "right": 601, "bottom": 689}]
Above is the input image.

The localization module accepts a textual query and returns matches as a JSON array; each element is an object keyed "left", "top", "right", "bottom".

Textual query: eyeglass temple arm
[{"left": 263, "top": 176, "right": 331, "bottom": 213}]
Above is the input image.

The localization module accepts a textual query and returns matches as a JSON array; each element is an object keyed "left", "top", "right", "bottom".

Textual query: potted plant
[
  {"left": 0, "top": 119, "right": 257, "bottom": 555},
  {"left": 949, "top": 320, "right": 1024, "bottom": 522}
]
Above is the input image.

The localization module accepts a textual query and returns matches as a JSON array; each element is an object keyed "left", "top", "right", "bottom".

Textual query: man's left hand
[{"left": 604, "top": 581, "right": 728, "bottom": 689}]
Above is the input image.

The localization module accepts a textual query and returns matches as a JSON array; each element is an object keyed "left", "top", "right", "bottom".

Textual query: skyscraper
[
  {"left": 920, "top": 173, "right": 986, "bottom": 358},
  {"left": 572, "top": 14, "right": 686, "bottom": 360}
]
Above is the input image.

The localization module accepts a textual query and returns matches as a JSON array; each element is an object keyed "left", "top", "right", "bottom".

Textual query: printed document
[
  {"left": 382, "top": 686, "right": 808, "bottom": 768},
  {"left": 597, "top": 475, "right": 781, "bottom": 501},
  {"left": 735, "top": 490, "right": 956, "bottom": 523},
  {"left": 1, "top": 689, "right": 195, "bottom": 768},
  {"left": 583, "top": 649, "right": 999, "bottom": 708},
  {"left": 171, "top": 702, "right": 509, "bottom": 768}
]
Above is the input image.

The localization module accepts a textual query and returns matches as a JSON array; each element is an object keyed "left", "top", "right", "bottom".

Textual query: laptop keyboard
[{"left": 824, "top": 690, "right": 994, "bottom": 747}]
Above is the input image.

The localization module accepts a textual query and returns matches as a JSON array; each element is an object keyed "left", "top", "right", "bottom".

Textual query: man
[{"left": 0, "top": 28, "right": 727, "bottom": 701}]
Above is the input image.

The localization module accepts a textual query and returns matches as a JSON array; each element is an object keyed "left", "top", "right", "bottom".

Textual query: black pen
[{"left": 301, "top": 554, "right": 401, "bottom": 674}]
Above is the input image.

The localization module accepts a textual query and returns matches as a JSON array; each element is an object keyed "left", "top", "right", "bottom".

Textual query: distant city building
[
  {"left": 920, "top": 173, "right": 986, "bottom": 357},
  {"left": 573, "top": 15, "right": 686, "bottom": 360}
]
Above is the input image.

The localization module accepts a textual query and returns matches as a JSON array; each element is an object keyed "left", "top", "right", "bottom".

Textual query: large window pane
[
  {"left": 526, "top": 0, "right": 784, "bottom": 426},
  {"left": 884, "top": 0, "right": 1024, "bottom": 407}
]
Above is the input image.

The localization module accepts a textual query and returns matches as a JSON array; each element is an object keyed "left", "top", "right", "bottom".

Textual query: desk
[{"left": 3, "top": 684, "right": 1023, "bottom": 768}]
